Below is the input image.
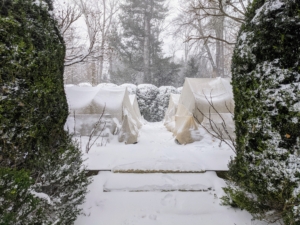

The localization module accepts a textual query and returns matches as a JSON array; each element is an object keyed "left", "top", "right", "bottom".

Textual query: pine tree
[
  {"left": 0, "top": 0, "right": 90, "bottom": 224},
  {"left": 183, "top": 56, "right": 199, "bottom": 78},
  {"left": 222, "top": 0, "right": 300, "bottom": 224},
  {"left": 110, "top": 0, "right": 180, "bottom": 86}
]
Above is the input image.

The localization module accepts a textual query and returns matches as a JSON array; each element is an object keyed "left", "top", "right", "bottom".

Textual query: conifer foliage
[
  {"left": 222, "top": 0, "right": 300, "bottom": 224},
  {"left": 0, "top": 0, "right": 89, "bottom": 224}
]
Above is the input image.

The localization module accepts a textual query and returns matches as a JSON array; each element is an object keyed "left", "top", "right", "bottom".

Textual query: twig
[
  {"left": 194, "top": 91, "right": 236, "bottom": 153},
  {"left": 86, "top": 104, "right": 107, "bottom": 153},
  {"left": 73, "top": 110, "right": 76, "bottom": 135}
]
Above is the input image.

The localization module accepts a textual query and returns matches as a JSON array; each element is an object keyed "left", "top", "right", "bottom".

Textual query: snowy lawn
[{"left": 74, "top": 122, "right": 272, "bottom": 225}]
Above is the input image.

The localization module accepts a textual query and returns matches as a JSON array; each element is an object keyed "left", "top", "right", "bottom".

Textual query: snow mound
[
  {"left": 97, "top": 83, "right": 118, "bottom": 88},
  {"left": 78, "top": 82, "right": 92, "bottom": 87},
  {"left": 177, "top": 87, "right": 183, "bottom": 93},
  {"left": 120, "top": 83, "right": 137, "bottom": 95}
]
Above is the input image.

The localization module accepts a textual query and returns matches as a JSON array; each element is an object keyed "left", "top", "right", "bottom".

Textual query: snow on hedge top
[
  {"left": 177, "top": 87, "right": 183, "bottom": 93},
  {"left": 64, "top": 84, "right": 75, "bottom": 87},
  {"left": 251, "top": 0, "right": 285, "bottom": 24},
  {"left": 97, "top": 83, "right": 118, "bottom": 88},
  {"left": 158, "top": 86, "right": 179, "bottom": 95},
  {"left": 32, "top": 0, "right": 48, "bottom": 8},
  {"left": 78, "top": 82, "right": 92, "bottom": 87},
  {"left": 137, "top": 84, "right": 159, "bottom": 100},
  {"left": 120, "top": 83, "right": 137, "bottom": 95}
]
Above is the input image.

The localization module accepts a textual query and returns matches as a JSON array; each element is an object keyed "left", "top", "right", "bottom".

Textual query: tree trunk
[
  {"left": 98, "top": 0, "right": 106, "bottom": 84},
  {"left": 195, "top": 21, "right": 218, "bottom": 78},
  {"left": 143, "top": 8, "right": 151, "bottom": 83},
  {"left": 215, "top": 15, "right": 225, "bottom": 77},
  {"left": 91, "top": 61, "right": 96, "bottom": 86}
]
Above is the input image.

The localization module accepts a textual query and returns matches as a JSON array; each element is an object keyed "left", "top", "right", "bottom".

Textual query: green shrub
[
  {"left": 223, "top": 0, "right": 300, "bottom": 224},
  {"left": 0, "top": 168, "right": 41, "bottom": 225},
  {"left": 0, "top": 1, "right": 90, "bottom": 224}
]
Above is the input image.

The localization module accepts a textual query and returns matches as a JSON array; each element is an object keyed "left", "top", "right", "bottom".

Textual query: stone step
[
  {"left": 102, "top": 171, "right": 222, "bottom": 192},
  {"left": 111, "top": 160, "right": 206, "bottom": 173}
]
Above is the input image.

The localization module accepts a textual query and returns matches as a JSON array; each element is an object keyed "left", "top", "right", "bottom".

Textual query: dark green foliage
[
  {"left": 183, "top": 57, "right": 199, "bottom": 78},
  {"left": 152, "top": 56, "right": 181, "bottom": 87},
  {"left": 109, "top": 0, "right": 181, "bottom": 86},
  {"left": 223, "top": 0, "right": 300, "bottom": 224},
  {"left": 0, "top": 168, "right": 41, "bottom": 225},
  {"left": 0, "top": 0, "right": 89, "bottom": 224},
  {"left": 0, "top": 0, "right": 67, "bottom": 169}
]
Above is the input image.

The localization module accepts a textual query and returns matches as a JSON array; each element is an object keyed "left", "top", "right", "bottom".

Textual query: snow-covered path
[
  {"left": 74, "top": 122, "right": 270, "bottom": 225},
  {"left": 80, "top": 122, "right": 234, "bottom": 172}
]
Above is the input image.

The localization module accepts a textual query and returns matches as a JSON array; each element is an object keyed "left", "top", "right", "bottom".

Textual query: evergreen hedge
[
  {"left": 0, "top": 0, "right": 89, "bottom": 224},
  {"left": 223, "top": 0, "right": 300, "bottom": 224}
]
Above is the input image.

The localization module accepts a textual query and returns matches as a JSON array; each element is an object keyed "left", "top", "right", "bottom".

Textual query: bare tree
[
  {"left": 53, "top": 0, "right": 99, "bottom": 67},
  {"left": 54, "top": 1, "right": 82, "bottom": 36},
  {"left": 95, "top": 0, "right": 119, "bottom": 83},
  {"left": 172, "top": 0, "right": 251, "bottom": 78},
  {"left": 53, "top": 0, "right": 119, "bottom": 85}
]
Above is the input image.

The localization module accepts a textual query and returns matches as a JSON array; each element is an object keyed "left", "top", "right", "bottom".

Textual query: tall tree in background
[
  {"left": 54, "top": 0, "right": 119, "bottom": 85},
  {"left": 183, "top": 56, "right": 199, "bottom": 78},
  {"left": 223, "top": 0, "right": 300, "bottom": 224},
  {"left": 110, "top": 0, "right": 181, "bottom": 85},
  {"left": 173, "top": 0, "right": 248, "bottom": 78}
]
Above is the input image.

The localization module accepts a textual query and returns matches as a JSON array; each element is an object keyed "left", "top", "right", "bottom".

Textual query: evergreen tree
[
  {"left": 0, "top": 0, "right": 90, "bottom": 224},
  {"left": 183, "top": 56, "right": 199, "bottom": 78},
  {"left": 109, "top": 0, "right": 180, "bottom": 86},
  {"left": 222, "top": 0, "right": 300, "bottom": 224},
  {"left": 152, "top": 56, "right": 181, "bottom": 86}
]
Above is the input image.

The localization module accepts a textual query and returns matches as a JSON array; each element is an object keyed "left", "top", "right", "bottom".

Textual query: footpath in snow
[
  {"left": 74, "top": 122, "right": 271, "bottom": 225},
  {"left": 80, "top": 122, "right": 234, "bottom": 172}
]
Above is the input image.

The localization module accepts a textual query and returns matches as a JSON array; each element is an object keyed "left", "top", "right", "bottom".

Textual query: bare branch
[
  {"left": 86, "top": 104, "right": 107, "bottom": 153},
  {"left": 194, "top": 91, "right": 236, "bottom": 153},
  {"left": 185, "top": 35, "right": 236, "bottom": 45}
]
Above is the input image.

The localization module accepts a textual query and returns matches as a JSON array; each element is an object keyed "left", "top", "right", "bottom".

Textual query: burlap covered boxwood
[
  {"left": 0, "top": 1, "right": 89, "bottom": 224},
  {"left": 222, "top": 0, "right": 300, "bottom": 224}
]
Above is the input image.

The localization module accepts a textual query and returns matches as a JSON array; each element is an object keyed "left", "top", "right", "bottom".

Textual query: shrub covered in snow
[
  {"left": 120, "top": 83, "right": 137, "bottom": 95},
  {"left": 223, "top": 0, "right": 300, "bottom": 224},
  {"left": 136, "top": 84, "right": 179, "bottom": 122},
  {"left": 136, "top": 84, "right": 159, "bottom": 122},
  {"left": 0, "top": 1, "right": 89, "bottom": 224},
  {"left": 156, "top": 86, "right": 180, "bottom": 121}
]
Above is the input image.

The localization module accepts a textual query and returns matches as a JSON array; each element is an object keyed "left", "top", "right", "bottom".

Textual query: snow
[
  {"left": 75, "top": 171, "right": 270, "bottom": 225},
  {"left": 78, "top": 82, "right": 92, "bottom": 87},
  {"left": 103, "top": 172, "right": 215, "bottom": 192},
  {"left": 97, "top": 82, "right": 118, "bottom": 88},
  {"left": 120, "top": 83, "right": 137, "bottom": 95},
  {"left": 79, "top": 122, "right": 234, "bottom": 171},
  {"left": 251, "top": 0, "right": 285, "bottom": 24},
  {"left": 177, "top": 87, "right": 183, "bottom": 93},
  {"left": 30, "top": 190, "right": 52, "bottom": 205},
  {"left": 32, "top": 0, "right": 48, "bottom": 8},
  {"left": 64, "top": 85, "right": 272, "bottom": 225},
  {"left": 69, "top": 112, "right": 273, "bottom": 224}
]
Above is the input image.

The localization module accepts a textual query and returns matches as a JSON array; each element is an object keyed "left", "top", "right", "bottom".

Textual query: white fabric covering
[
  {"left": 65, "top": 86, "right": 142, "bottom": 144},
  {"left": 166, "top": 77, "right": 235, "bottom": 144},
  {"left": 164, "top": 94, "right": 180, "bottom": 133},
  {"left": 129, "top": 95, "right": 142, "bottom": 127}
]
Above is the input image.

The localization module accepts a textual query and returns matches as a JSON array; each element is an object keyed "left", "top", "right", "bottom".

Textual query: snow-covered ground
[
  {"left": 74, "top": 122, "right": 271, "bottom": 225},
  {"left": 79, "top": 122, "right": 234, "bottom": 172}
]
